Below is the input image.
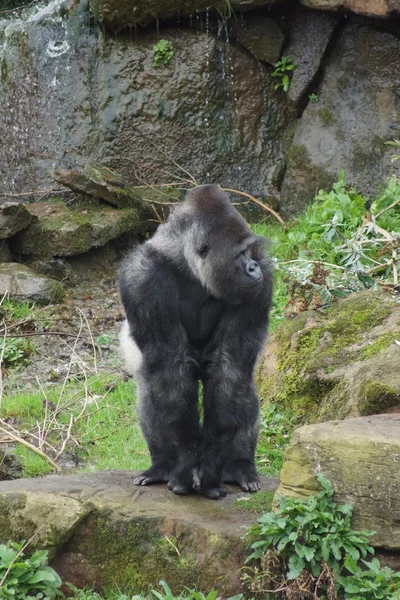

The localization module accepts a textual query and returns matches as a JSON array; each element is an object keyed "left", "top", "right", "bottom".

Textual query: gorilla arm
[{"left": 199, "top": 284, "right": 271, "bottom": 498}]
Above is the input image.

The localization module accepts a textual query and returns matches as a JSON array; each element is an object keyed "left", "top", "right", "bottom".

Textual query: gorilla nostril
[{"left": 246, "top": 260, "right": 259, "bottom": 275}]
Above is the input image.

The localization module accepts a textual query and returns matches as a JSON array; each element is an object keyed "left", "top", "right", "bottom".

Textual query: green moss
[
  {"left": 0, "top": 494, "right": 27, "bottom": 544},
  {"left": 317, "top": 107, "right": 334, "bottom": 126},
  {"left": 85, "top": 514, "right": 215, "bottom": 594},
  {"left": 357, "top": 380, "right": 399, "bottom": 416},
  {"left": 235, "top": 491, "right": 274, "bottom": 513},
  {"left": 257, "top": 293, "right": 393, "bottom": 422},
  {"left": 361, "top": 333, "right": 397, "bottom": 359}
]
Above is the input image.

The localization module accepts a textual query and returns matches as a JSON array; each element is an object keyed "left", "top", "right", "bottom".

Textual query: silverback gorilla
[{"left": 119, "top": 185, "right": 272, "bottom": 499}]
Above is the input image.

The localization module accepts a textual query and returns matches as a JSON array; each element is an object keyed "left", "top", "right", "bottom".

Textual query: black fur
[{"left": 119, "top": 185, "right": 272, "bottom": 499}]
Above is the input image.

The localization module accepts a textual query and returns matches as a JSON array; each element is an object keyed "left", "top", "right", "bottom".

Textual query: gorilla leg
[
  {"left": 135, "top": 364, "right": 201, "bottom": 494},
  {"left": 199, "top": 369, "right": 260, "bottom": 498},
  {"left": 222, "top": 388, "right": 260, "bottom": 492}
]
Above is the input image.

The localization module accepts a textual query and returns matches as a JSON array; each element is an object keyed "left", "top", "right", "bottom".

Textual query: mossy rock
[
  {"left": 10, "top": 199, "right": 152, "bottom": 259},
  {"left": 0, "top": 471, "right": 278, "bottom": 595},
  {"left": 257, "top": 291, "right": 400, "bottom": 423},
  {"left": 275, "top": 414, "right": 400, "bottom": 549}
]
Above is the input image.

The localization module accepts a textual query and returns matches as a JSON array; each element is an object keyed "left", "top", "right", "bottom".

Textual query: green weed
[{"left": 152, "top": 40, "right": 174, "bottom": 67}]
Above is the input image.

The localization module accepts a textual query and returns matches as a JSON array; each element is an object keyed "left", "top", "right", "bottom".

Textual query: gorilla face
[{"left": 182, "top": 187, "right": 267, "bottom": 304}]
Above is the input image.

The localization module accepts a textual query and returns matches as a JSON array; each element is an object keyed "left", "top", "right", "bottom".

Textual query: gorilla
[{"left": 119, "top": 185, "right": 272, "bottom": 499}]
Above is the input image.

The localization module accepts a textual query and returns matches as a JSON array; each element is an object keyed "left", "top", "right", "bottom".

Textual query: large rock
[
  {"left": 257, "top": 292, "right": 400, "bottom": 422},
  {"left": 232, "top": 16, "right": 284, "bottom": 65},
  {"left": 10, "top": 199, "right": 152, "bottom": 259},
  {"left": 0, "top": 2, "right": 286, "bottom": 204},
  {"left": 285, "top": 9, "right": 341, "bottom": 110},
  {"left": 0, "top": 202, "right": 33, "bottom": 239},
  {"left": 0, "top": 263, "right": 63, "bottom": 303},
  {"left": 275, "top": 415, "right": 400, "bottom": 549},
  {"left": 300, "top": 0, "right": 400, "bottom": 18},
  {"left": 90, "top": 1, "right": 282, "bottom": 29},
  {"left": 280, "top": 23, "right": 400, "bottom": 216},
  {"left": 0, "top": 471, "right": 278, "bottom": 594}
]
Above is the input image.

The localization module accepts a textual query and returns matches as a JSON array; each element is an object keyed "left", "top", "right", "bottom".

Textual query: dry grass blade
[{"left": 222, "top": 187, "right": 286, "bottom": 228}]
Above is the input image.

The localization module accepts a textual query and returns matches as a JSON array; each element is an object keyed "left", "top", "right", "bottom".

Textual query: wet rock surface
[
  {"left": 280, "top": 23, "right": 400, "bottom": 215},
  {"left": 276, "top": 414, "right": 400, "bottom": 549},
  {"left": 0, "top": 470, "right": 279, "bottom": 594},
  {"left": 232, "top": 15, "right": 284, "bottom": 64}
]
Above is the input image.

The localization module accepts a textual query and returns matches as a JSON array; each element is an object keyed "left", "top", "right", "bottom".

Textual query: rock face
[
  {"left": 280, "top": 23, "right": 400, "bottom": 215},
  {"left": 257, "top": 292, "right": 400, "bottom": 422},
  {"left": 11, "top": 199, "right": 151, "bottom": 259},
  {"left": 0, "top": 202, "right": 33, "bottom": 239},
  {"left": 0, "top": 1, "right": 286, "bottom": 204},
  {"left": 300, "top": 0, "right": 400, "bottom": 18},
  {"left": 232, "top": 16, "right": 284, "bottom": 64},
  {"left": 0, "top": 263, "right": 63, "bottom": 303},
  {"left": 276, "top": 415, "right": 400, "bottom": 549},
  {"left": 285, "top": 9, "right": 341, "bottom": 110},
  {"left": 0, "top": 471, "right": 278, "bottom": 595}
]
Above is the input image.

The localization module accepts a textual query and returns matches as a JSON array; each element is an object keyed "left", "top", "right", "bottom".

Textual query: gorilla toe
[{"left": 134, "top": 467, "right": 168, "bottom": 486}]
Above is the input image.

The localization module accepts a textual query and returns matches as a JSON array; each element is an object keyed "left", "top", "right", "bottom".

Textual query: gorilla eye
[{"left": 198, "top": 245, "right": 209, "bottom": 259}]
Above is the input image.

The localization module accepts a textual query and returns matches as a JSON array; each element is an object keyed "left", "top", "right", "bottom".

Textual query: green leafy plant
[
  {"left": 0, "top": 541, "right": 62, "bottom": 599},
  {"left": 271, "top": 56, "right": 296, "bottom": 92},
  {"left": 152, "top": 40, "right": 174, "bottom": 67},
  {"left": 0, "top": 337, "right": 33, "bottom": 367},
  {"left": 337, "top": 557, "right": 400, "bottom": 599},
  {"left": 309, "top": 93, "right": 319, "bottom": 103},
  {"left": 248, "top": 475, "right": 374, "bottom": 577}
]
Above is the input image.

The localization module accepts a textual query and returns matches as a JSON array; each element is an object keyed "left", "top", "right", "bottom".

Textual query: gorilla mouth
[{"left": 241, "top": 275, "right": 263, "bottom": 287}]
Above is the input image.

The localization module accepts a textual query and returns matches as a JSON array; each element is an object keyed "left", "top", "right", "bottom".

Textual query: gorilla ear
[{"left": 198, "top": 244, "right": 209, "bottom": 259}]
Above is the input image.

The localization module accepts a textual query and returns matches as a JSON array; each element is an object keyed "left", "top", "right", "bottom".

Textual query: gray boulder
[
  {"left": 0, "top": 263, "right": 63, "bottom": 303},
  {"left": 280, "top": 23, "right": 400, "bottom": 216}
]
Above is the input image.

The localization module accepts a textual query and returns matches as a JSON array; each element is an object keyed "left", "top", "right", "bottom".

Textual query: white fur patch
[{"left": 119, "top": 320, "right": 143, "bottom": 378}]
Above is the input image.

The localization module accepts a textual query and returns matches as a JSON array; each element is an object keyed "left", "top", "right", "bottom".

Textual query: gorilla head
[
  {"left": 152, "top": 184, "right": 267, "bottom": 305},
  {"left": 120, "top": 184, "right": 272, "bottom": 499}
]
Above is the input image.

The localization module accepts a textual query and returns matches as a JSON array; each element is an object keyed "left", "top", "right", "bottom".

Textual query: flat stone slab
[
  {"left": 0, "top": 470, "right": 278, "bottom": 595},
  {"left": 276, "top": 415, "right": 400, "bottom": 549}
]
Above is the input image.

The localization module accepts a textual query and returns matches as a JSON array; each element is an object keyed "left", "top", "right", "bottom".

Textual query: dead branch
[
  {"left": 0, "top": 421, "right": 60, "bottom": 471},
  {"left": 221, "top": 187, "right": 286, "bottom": 228}
]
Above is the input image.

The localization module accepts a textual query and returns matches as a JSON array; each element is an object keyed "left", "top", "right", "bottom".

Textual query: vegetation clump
[
  {"left": 244, "top": 474, "right": 400, "bottom": 599},
  {"left": 0, "top": 541, "right": 62, "bottom": 599},
  {"left": 152, "top": 40, "right": 174, "bottom": 67}
]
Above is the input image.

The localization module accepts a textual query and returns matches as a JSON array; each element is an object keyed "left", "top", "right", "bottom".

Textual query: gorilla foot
[
  {"left": 200, "top": 485, "right": 228, "bottom": 500},
  {"left": 134, "top": 467, "right": 168, "bottom": 486},
  {"left": 167, "top": 480, "right": 192, "bottom": 495}
]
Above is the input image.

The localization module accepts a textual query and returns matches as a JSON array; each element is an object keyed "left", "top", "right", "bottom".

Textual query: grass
[{"left": 1, "top": 375, "right": 150, "bottom": 478}]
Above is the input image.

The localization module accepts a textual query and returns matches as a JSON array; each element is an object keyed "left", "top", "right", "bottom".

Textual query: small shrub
[
  {"left": 309, "top": 93, "right": 319, "bottom": 103},
  {"left": 0, "top": 541, "right": 62, "bottom": 599},
  {"left": 152, "top": 40, "right": 174, "bottom": 67}
]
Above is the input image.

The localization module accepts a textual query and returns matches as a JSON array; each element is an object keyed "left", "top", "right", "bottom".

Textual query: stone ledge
[{"left": 0, "top": 470, "right": 278, "bottom": 595}]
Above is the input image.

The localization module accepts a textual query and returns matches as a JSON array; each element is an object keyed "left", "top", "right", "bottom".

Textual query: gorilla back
[{"left": 119, "top": 185, "right": 272, "bottom": 499}]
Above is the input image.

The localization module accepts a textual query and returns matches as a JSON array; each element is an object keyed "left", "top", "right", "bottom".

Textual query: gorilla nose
[{"left": 246, "top": 260, "right": 261, "bottom": 279}]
